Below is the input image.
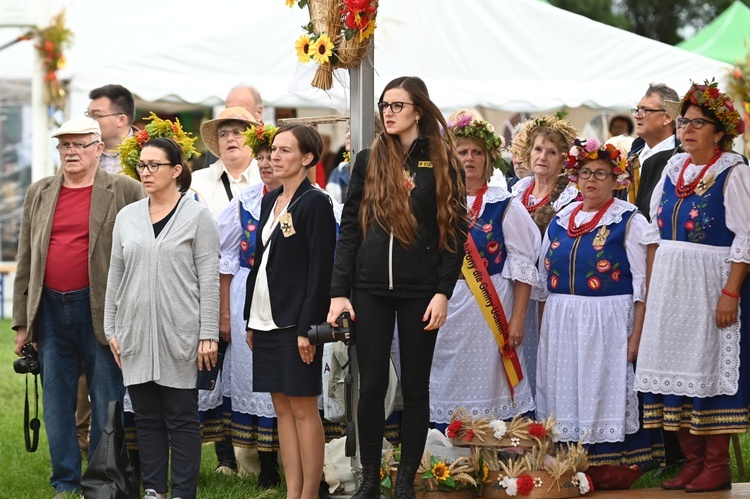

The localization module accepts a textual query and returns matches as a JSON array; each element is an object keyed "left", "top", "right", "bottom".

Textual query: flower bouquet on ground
[
  {"left": 443, "top": 411, "right": 592, "bottom": 498},
  {"left": 416, "top": 452, "right": 478, "bottom": 499},
  {"left": 447, "top": 409, "right": 558, "bottom": 450},
  {"left": 481, "top": 441, "right": 592, "bottom": 498}
]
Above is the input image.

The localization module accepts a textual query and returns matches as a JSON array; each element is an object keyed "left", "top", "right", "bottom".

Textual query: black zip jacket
[{"left": 330, "top": 137, "right": 467, "bottom": 299}]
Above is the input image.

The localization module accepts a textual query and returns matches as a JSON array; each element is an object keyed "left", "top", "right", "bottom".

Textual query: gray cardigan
[{"left": 104, "top": 195, "right": 220, "bottom": 388}]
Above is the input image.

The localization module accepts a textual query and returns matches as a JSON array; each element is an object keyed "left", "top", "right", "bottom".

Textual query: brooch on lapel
[
  {"left": 695, "top": 173, "right": 715, "bottom": 196},
  {"left": 592, "top": 225, "right": 610, "bottom": 250},
  {"left": 279, "top": 211, "right": 296, "bottom": 237}
]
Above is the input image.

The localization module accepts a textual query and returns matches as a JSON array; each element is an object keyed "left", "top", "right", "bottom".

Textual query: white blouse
[
  {"left": 641, "top": 152, "right": 750, "bottom": 264},
  {"left": 247, "top": 198, "right": 289, "bottom": 332}
]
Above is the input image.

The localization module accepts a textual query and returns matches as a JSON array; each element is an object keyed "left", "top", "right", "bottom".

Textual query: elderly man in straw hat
[
  {"left": 193, "top": 107, "right": 262, "bottom": 219},
  {"left": 12, "top": 117, "right": 144, "bottom": 497}
]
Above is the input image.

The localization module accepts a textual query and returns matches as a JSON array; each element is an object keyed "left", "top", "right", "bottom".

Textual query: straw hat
[
  {"left": 200, "top": 107, "right": 261, "bottom": 157},
  {"left": 664, "top": 100, "right": 679, "bottom": 120}
]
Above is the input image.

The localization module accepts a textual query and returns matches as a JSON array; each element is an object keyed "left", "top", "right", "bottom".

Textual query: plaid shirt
[{"left": 98, "top": 128, "right": 136, "bottom": 174}]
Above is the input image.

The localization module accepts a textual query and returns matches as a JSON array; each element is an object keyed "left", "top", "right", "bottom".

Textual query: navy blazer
[{"left": 244, "top": 178, "right": 337, "bottom": 336}]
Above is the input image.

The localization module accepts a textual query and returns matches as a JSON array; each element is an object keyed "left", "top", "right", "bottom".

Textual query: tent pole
[
  {"left": 31, "top": 44, "right": 51, "bottom": 182},
  {"left": 348, "top": 38, "right": 374, "bottom": 493}
]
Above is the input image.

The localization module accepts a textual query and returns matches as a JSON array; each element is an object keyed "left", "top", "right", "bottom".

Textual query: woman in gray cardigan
[{"left": 104, "top": 137, "right": 220, "bottom": 499}]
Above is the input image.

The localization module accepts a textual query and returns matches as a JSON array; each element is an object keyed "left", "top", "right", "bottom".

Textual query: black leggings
[{"left": 353, "top": 290, "right": 438, "bottom": 466}]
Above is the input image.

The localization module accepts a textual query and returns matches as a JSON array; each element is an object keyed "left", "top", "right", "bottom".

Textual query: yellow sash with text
[{"left": 461, "top": 233, "right": 523, "bottom": 400}]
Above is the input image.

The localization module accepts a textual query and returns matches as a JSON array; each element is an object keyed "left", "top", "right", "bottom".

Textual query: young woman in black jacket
[{"left": 328, "top": 76, "right": 468, "bottom": 499}]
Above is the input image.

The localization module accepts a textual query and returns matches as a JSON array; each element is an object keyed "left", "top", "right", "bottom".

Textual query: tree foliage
[{"left": 549, "top": 0, "right": 750, "bottom": 45}]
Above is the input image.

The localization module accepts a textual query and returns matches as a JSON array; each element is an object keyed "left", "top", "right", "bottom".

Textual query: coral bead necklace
[
  {"left": 567, "top": 197, "right": 615, "bottom": 238},
  {"left": 467, "top": 183, "right": 488, "bottom": 228},
  {"left": 675, "top": 151, "right": 721, "bottom": 198},
  {"left": 522, "top": 180, "right": 551, "bottom": 214}
]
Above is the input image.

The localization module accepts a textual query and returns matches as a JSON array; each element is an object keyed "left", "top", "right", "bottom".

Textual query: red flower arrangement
[
  {"left": 18, "top": 11, "right": 73, "bottom": 111},
  {"left": 464, "top": 429, "right": 475, "bottom": 442},
  {"left": 528, "top": 423, "right": 547, "bottom": 439},
  {"left": 516, "top": 474, "right": 535, "bottom": 495},
  {"left": 445, "top": 419, "right": 463, "bottom": 438}
]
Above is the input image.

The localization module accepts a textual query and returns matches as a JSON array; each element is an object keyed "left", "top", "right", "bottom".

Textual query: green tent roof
[{"left": 678, "top": 1, "right": 750, "bottom": 65}]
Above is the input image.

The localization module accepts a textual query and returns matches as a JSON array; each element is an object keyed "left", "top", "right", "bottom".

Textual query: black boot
[
  {"left": 257, "top": 450, "right": 281, "bottom": 488},
  {"left": 351, "top": 463, "right": 381, "bottom": 499},
  {"left": 394, "top": 463, "right": 418, "bottom": 499}
]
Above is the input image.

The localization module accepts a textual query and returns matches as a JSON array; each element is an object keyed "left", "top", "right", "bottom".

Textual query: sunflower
[
  {"left": 481, "top": 464, "right": 489, "bottom": 482},
  {"left": 431, "top": 462, "right": 451, "bottom": 482},
  {"left": 311, "top": 33, "right": 335, "bottom": 65},
  {"left": 295, "top": 34, "right": 312, "bottom": 63},
  {"left": 359, "top": 18, "right": 376, "bottom": 42}
]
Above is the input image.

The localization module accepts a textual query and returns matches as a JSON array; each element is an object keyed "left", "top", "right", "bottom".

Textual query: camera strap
[
  {"left": 344, "top": 342, "right": 356, "bottom": 457},
  {"left": 24, "top": 374, "right": 40, "bottom": 452}
]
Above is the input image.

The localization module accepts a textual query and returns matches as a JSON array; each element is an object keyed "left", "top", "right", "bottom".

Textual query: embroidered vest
[
  {"left": 471, "top": 198, "right": 512, "bottom": 276},
  {"left": 656, "top": 167, "right": 734, "bottom": 247},
  {"left": 546, "top": 210, "right": 636, "bottom": 296}
]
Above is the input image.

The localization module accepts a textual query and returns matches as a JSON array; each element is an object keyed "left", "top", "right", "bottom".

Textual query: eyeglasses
[
  {"left": 56, "top": 140, "right": 100, "bottom": 152},
  {"left": 135, "top": 162, "right": 173, "bottom": 173},
  {"left": 578, "top": 168, "right": 614, "bottom": 180},
  {"left": 630, "top": 107, "right": 666, "bottom": 118},
  {"left": 377, "top": 101, "right": 415, "bottom": 114},
  {"left": 218, "top": 129, "right": 246, "bottom": 140},
  {"left": 84, "top": 111, "right": 124, "bottom": 119},
  {"left": 676, "top": 117, "right": 716, "bottom": 129}
]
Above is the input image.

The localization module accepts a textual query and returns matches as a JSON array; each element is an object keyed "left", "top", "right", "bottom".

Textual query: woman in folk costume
[
  {"left": 510, "top": 114, "right": 579, "bottom": 395},
  {"left": 536, "top": 138, "right": 663, "bottom": 489},
  {"left": 430, "top": 117, "right": 538, "bottom": 427},
  {"left": 635, "top": 80, "right": 750, "bottom": 493}
]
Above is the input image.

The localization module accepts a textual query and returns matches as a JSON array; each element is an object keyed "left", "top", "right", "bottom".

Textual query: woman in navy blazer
[{"left": 244, "top": 124, "right": 336, "bottom": 499}]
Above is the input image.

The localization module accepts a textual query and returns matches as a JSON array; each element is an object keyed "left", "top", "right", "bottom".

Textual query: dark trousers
[
  {"left": 352, "top": 290, "right": 438, "bottom": 466},
  {"left": 129, "top": 382, "right": 201, "bottom": 499}
]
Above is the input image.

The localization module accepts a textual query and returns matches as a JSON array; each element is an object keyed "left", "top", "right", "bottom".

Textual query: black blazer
[{"left": 243, "top": 178, "right": 337, "bottom": 336}]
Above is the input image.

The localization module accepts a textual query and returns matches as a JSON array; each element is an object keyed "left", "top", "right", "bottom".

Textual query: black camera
[
  {"left": 14, "top": 343, "right": 40, "bottom": 375},
  {"left": 307, "top": 311, "right": 353, "bottom": 345}
]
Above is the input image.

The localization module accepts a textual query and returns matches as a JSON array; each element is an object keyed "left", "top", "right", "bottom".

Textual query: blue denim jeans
[{"left": 36, "top": 287, "right": 125, "bottom": 493}]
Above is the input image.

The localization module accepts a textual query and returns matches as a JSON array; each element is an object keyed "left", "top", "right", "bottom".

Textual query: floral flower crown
[
  {"left": 680, "top": 79, "right": 745, "bottom": 152},
  {"left": 118, "top": 112, "right": 200, "bottom": 180},
  {"left": 243, "top": 123, "right": 278, "bottom": 153},
  {"left": 448, "top": 116, "right": 508, "bottom": 172},
  {"left": 566, "top": 138, "right": 629, "bottom": 189},
  {"left": 510, "top": 112, "right": 578, "bottom": 166}
]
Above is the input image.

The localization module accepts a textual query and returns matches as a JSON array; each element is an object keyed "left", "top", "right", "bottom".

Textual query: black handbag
[{"left": 81, "top": 400, "right": 140, "bottom": 499}]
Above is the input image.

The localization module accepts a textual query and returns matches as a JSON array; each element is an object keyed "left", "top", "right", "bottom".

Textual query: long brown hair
[{"left": 359, "top": 76, "right": 466, "bottom": 252}]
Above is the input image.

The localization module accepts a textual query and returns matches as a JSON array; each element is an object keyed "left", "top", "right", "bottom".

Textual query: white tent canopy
[
  {"left": 2, "top": 0, "right": 733, "bottom": 112},
  {"left": 57, "top": 0, "right": 732, "bottom": 113}
]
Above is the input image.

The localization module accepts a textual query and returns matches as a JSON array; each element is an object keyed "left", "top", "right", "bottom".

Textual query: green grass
[
  {"left": 2, "top": 318, "right": 749, "bottom": 496},
  {"left": 0, "top": 319, "right": 286, "bottom": 498}
]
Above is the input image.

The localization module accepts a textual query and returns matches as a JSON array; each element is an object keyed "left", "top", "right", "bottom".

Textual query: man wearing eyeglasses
[
  {"left": 86, "top": 84, "right": 136, "bottom": 174},
  {"left": 621, "top": 83, "right": 679, "bottom": 203},
  {"left": 12, "top": 117, "right": 144, "bottom": 498}
]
